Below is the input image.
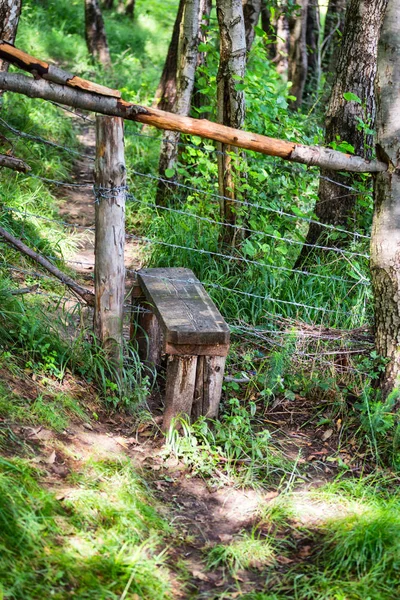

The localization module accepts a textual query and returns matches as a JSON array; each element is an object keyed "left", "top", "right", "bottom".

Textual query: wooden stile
[{"left": 137, "top": 267, "right": 230, "bottom": 430}]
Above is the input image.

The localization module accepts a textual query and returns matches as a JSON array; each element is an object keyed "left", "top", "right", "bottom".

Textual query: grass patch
[
  {"left": 206, "top": 530, "right": 276, "bottom": 575},
  {"left": 0, "top": 456, "right": 176, "bottom": 599}
]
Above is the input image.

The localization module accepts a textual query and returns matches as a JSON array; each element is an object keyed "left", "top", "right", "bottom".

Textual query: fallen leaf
[
  {"left": 191, "top": 569, "right": 209, "bottom": 582},
  {"left": 277, "top": 555, "right": 294, "bottom": 564},
  {"left": 298, "top": 545, "right": 312, "bottom": 558},
  {"left": 45, "top": 450, "right": 56, "bottom": 464},
  {"left": 218, "top": 533, "right": 233, "bottom": 543},
  {"left": 322, "top": 429, "right": 333, "bottom": 441}
]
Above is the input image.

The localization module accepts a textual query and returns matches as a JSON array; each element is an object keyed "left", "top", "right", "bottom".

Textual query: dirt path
[{"left": 57, "top": 118, "right": 143, "bottom": 279}]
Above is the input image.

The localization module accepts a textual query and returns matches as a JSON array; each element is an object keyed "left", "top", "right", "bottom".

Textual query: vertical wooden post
[
  {"left": 163, "top": 355, "right": 198, "bottom": 431},
  {"left": 94, "top": 115, "right": 126, "bottom": 365}
]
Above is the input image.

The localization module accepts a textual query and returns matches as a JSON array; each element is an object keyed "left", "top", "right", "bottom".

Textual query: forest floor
[{"left": 3, "top": 362, "right": 363, "bottom": 599}]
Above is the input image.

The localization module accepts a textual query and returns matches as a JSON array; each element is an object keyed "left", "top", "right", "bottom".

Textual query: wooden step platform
[{"left": 134, "top": 267, "right": 230, "bottom": 430}]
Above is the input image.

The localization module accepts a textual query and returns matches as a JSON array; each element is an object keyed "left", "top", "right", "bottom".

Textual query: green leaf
[
  {"left": 343, "top": 92, "right": 362, "bottom": 104},
  {"left": 164, "top": 168, "right": 175, "bottom": 178}
]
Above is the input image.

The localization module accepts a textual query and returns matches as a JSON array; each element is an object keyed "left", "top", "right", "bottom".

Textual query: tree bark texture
[
  {"left": 243, "top": 0, "right": 262, "bottom": 51},
  {"left": 370, "top": 0, "right": 400, "bottom": 397},
  {"left": 216, "top": 0, "right": 247, "bottom": 245},
  {"left": 156, "top": 0, "right": 200, "bottom": 205},
  {"left": 296, "top": 0, "right": 387, "bottom": 266},
  {"left": 192, "top": 0, "right": 212, "bottom": 117},
  {"left": 288, "top": 0, "right": 309, "bottom": 108},
  {"left": 304, "top": 0, "right": 321, "bottom": 102},
  {"left": 84, "top": 0, "right": 111, "bottom": 67},
  {"left": 152, "top": 0, "right": 185, "bottom": 112},
  {"left": 0, "top": 0, "right": 22, "bottom": 73},
  {"left": 126, "top": 0, "right": 135, "bottom": 18},
  {"left": 0, "top": 70, "right": 388, "bottom": 172},
  {"left": 322, "top": 0, "right": 347, "bottom": 74},
  {"left": 94, "top": 116, "right": 126, "bottom": 365}
]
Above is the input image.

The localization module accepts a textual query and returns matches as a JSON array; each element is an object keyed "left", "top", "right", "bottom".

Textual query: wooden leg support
[
  {"left": 131, "top": 301, "right": 162, "bottom": 370},
  {"left": 192, "top": 355, "right": 226, "bottom": 421},
  {"left": 163, "top": 355, "right": 198, "bottom": 431}
]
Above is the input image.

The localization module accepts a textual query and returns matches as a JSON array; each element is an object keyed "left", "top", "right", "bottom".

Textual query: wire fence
[{"left": 0, "top": 113, "right": 374, "bottom": 374}]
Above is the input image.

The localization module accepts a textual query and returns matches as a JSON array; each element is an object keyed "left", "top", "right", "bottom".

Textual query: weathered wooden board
[
  {"left": 192, "top": 355, "right": 226, "bottom": 421},
  {"left": 164, "top": 341, "right": 229, "bottom": 357},
  {"left": 163, "top": 355, "right": 198, "bottom": 431},
  {"left": 137, "top": 267, "right": 230, "bottom": 346}
]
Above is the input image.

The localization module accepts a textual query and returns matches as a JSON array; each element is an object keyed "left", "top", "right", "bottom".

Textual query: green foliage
[{"left": 165, "top": 398, "right": 296, "bottom": 486}]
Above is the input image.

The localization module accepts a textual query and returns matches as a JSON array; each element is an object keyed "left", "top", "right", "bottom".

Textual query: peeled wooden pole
[
  {"left": 0, "top": 225, "right": 95, "bottom": 304},
  {"left": 0, "top": 153, "right": 30, "bottom": 172},
  {"left": 0, "top": 40, "right": 120, "bottom": 98},
  {"left": 0, "top": 70, "right": 388, "bottom": 173},
  {"left": 94, "top": 116, "right": 126, "bottom": 364}
]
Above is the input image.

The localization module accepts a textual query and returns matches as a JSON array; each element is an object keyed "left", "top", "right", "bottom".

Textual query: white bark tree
[
  {"left": 216, "top": 0, "right": 247, "bottom": 245},
  {"left": 0, "top": 0, "right": 22, "bottom": 73},
  {"left": 156, "top": 0, "right": 201, "bottom": 205}
]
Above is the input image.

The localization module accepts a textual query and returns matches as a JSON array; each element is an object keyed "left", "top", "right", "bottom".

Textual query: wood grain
[{"left": 137, "top": 267, "right": 230, "bottom": 346}]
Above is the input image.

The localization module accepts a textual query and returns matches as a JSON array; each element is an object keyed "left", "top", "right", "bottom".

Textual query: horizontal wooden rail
[
  {"left": 0, "top": 40, "right": 120, "bottom": 98},
  {"left": 0, "top": 43, "right": 388, "bottom": 174}
]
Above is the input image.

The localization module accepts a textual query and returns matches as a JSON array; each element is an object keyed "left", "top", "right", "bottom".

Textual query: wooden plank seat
[{"left": 133, "top": 267, "right": 230, "bottom": 431}]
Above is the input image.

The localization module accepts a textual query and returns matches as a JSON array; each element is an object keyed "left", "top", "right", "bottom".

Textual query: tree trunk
[
  {"left": 370, "top": 0, "right": 400, "bottom": 397},
  {"left": 102, "top": 0, "right": 114, "bottom": 8},
  {"left": 322, "top": 0, "right": 347, "bottom": 74},
  {"left": 304, "top": 0, "right": 321, "bottom": 102},
  {"left": 192, "top": 0, "right": 212, "bottom": 117},
  {"left": 156, "top": 0, "right": 201, "bottom": 205},
  {"left": 126, "top": 0, "right": 135, "bottom": 18},
  {"left": 216, "top": 0, "right": 247, "bottom": 246},
  {"left": 260, "top": 0, "right": 277, "bottom": 61},
  {"left": 243, "top": 0, "right": 262, "bottom": 52},
  {"left": 152, "top": 0, "right": 185, "bottom": 112},
  {"left": 296, "top": 0, "right": 387, "bottom": 266},
  {"left": 288, "top": 0, "right": 309, "bottom": 108},
  {"left": 0, "top": 0, "right": 22, "bottom": 73},
  {"left": 84, "top": 0, "right": 111, "bottom": 68}
]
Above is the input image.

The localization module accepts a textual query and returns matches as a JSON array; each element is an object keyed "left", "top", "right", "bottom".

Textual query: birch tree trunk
[
  {"left": 242, "top": 0, "right": 262, "bottom": 52},
  {"left": 370, "top": 0, "right": 400, "bottom": 397},
  {"left": 192, "top": 0, "right": 212, "bottom": 117},
  {"left": 152, "top": 0, "right": 186, "bottom": 112},
  {"left": 0, "top": 0, "right": 22, "bottom": 73},
  {"left": 84, "top": 0, "right": 111, "bottom": 68},
  {"left": 296, "top": 0, "right": 387, "bottom": 266},
  {"left": 156, "top": 0, "right": 201, "bottom": 205},
  {"left": 288, "top": 0, "right": 309, "bottom": 108},
  {"left": 216, "top": 0, "right": 247, "bottom": 245}
]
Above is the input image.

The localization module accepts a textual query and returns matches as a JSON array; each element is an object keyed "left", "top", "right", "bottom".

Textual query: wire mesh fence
[{"left": 0, "top": 113, "right": 374, "bottom": 377}]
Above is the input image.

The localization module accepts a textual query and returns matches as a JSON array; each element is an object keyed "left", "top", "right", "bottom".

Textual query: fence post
[{"left": 94, "top": 115, "right": 126, "bottom": 365}]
